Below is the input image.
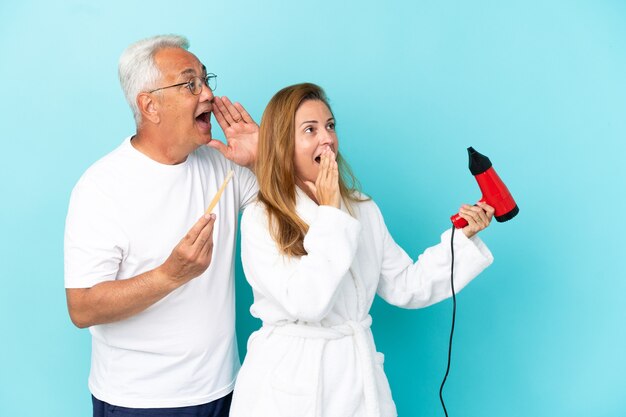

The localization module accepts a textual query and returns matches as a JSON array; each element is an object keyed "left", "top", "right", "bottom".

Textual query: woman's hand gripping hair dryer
[{"left": 451, "top": 147, "right": 519, "bottom": 228}]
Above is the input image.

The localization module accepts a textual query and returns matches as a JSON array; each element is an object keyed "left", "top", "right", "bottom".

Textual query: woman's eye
[
  {"left": 327, "top": 123, "right": 335, "bottom": 130},
  {"left": 304, "top": 127, "right": 313, "bottom": 133}
]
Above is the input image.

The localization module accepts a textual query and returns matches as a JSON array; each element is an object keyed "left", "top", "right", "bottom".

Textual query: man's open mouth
[
  {"left": 196, "top": 111, "right": 211, "bottom": 132},
  {"left": 196, "top": 111, "right": 211, "bottom": 125}
]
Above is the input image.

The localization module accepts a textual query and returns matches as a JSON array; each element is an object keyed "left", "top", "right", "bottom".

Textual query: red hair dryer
[{"left": 451, "top": 147, "right": 519, "bottom": 228}]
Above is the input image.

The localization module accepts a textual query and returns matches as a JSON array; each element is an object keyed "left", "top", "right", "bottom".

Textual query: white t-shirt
[{"left": 64, "top": 137, "right": 257, "bottom": 408}]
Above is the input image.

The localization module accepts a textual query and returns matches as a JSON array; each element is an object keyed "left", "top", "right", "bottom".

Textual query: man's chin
[{"left": 198, "top": 132, "right": 213, "bottom": 145}]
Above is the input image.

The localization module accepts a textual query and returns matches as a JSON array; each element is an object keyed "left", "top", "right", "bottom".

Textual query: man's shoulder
[
  {"left": 191, "top": 145, "right": 236, "bottom": 178},
  {"left": 193, "top": 145, "right": 257, "bottom": 185},
  {"left": 193, "top": 144, "right": 229, "bottom": 167},
  {"left": 83, "top": 137, "right": 132, "bottom": 171},
  {"left": 73, "top": 138, "right": 133, "bottom": 193}
]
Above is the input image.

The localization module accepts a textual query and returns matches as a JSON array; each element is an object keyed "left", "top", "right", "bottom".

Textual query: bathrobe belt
[{"left": 266, "top": 315, "right": 380, "bottom": 417}]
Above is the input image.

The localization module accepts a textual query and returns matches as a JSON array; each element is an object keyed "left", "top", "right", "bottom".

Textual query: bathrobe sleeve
[
  {"left": 241, "top": 203, "right": 362, "bottom": 322},
  {"left": 374, "top": 203, "right": 494, "bottom": 308}
]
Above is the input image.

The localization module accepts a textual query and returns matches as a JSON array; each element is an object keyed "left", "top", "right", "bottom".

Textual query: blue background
[{"left": 1, "top": 1, "right": 625, "bottom": 416}]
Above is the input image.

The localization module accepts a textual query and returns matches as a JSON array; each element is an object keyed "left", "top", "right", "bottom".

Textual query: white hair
[{"left": 118, "top": 34, "right": 190, "bottom": 125}]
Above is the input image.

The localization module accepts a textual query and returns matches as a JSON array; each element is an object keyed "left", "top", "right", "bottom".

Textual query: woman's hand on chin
[{"left": 303, "top": 149, "right": 340, "bottom": 208}]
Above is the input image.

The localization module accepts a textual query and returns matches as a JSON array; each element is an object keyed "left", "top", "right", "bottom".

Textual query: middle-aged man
[{"left": 64, "top": 34, "right": 258, "bottom": 417}]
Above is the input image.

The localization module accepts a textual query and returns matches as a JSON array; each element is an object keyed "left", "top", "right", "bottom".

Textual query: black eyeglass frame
[{"left": 148, "top": 73, "right": 217, "bottom": 95}]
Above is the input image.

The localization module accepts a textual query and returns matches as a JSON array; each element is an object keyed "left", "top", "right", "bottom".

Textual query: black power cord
[{"left": 439, "top": 226, "right": 456, "bottom": 417}]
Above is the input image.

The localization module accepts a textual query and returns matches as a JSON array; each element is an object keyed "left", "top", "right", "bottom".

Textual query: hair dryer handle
[
  {"left": 450, "top": 213, "right": 468, "bottom": 229},
  {"left": 450, "top": 198, "right": 486, "bottom": 229}
]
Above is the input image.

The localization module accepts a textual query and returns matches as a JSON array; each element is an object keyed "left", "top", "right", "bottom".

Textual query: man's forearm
[
  {"left": 66, "top": 267, "right": 178, "bottom": 328},
  {"left": 66, "top": 213, "right": 216, "bottom": 328}
]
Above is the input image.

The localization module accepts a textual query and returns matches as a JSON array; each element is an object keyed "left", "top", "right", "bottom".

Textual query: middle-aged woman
[{"left": 229, "top": 83, "right": 495, "bottom": 417}]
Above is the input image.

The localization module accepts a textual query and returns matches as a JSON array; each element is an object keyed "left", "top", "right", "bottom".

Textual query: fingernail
[{"left": 210, "top": 213, "right": 216, "bottom": 220}]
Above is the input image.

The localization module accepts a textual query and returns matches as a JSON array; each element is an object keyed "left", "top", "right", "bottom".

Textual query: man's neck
[{"left": 131, "top": 131, "right": 195, "bottom": 165}]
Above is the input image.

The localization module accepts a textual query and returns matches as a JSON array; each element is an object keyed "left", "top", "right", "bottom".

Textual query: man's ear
[{"left": 137, "top": 93, "right": 160, "bottom": 124}]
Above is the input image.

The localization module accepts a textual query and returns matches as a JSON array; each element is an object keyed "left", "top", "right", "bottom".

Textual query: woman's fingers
[
  {"left": 470, "top": 205, "right": 489, "bottom": 226},
  {"left": 315, "top": 149, "right": 340, "bottom": 208},
  {"left": 324, "top": 150, "right": 333, "bottom": 181},
  {"left": 318, "top": 149, "right": 330, "bottom": 184},
  {"left": 323, "top": 149, "right": 336, "bottom": 183},
  {"left": 459, "top": 203, "right": 495, "bottom": 239},
  {"left": 460, "top": 205, "right": 485, "bottom": 227},
  {"left": 476, "top": 202, "right": 495, "bottom": 221}
]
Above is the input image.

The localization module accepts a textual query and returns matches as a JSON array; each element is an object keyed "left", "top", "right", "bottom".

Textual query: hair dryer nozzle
[{"left": 467, "top": 147, "right": 492, "bottom": 175}]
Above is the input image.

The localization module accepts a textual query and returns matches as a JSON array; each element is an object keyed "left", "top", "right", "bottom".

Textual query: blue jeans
[{"left": 92, "top": 392, "right": 232, "bottom": 417}]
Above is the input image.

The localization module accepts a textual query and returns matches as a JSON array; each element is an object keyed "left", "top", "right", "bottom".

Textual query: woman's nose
[{"left": 319, "top": 131, "right": 333, "bottom": 146}]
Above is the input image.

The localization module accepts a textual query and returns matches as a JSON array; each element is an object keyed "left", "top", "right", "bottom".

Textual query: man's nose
[{"left": 199, "top": 83, "right": 214, "bottom": 102}]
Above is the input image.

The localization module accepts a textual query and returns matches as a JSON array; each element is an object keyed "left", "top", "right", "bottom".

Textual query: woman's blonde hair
[{"left": 256, "top": 83, "right": 366, "bottom": 257}]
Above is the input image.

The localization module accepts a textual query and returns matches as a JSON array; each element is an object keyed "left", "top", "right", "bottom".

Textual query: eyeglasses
[{"left": 149, "top": 73, "right": 217, "bottom": 95}]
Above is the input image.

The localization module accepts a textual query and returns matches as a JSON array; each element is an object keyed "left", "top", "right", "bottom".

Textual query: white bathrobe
[{"left": 230, "top": 189, "right": 493, "bottom": 417}]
